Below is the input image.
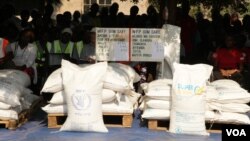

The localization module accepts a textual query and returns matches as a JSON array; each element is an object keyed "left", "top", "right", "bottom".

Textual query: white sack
[
  {"left": 108, "top": 63, "right": 141, "bottom": 83},
  {"left": 41, "top": 64, "right": 132, "bottom": 94},
  {"left": 169, "top": 63, "right": 212, "bottom": 135},
  {"left": 101, "top": 89, "right": 117, "bottom": 103},
  {"left": 210, "top": 79, "right": 240, "bottom": 89},
  {"left": 0, "top": 102, "right": 11, "bottom": 110},
  {"left": 41, "top": 68, "right": 63, "bottom": 93},
  {"left": 207, "top": 102, "right": 250, "bottom": 113},
  {"left": 0, "top": 69, "right": 31, "bottom": 87},
  {"left": 102, "top": 101, "right": 134, "bottom": 114},
  {"left": 141, "top": 79, "right": 172, "bottom": 100},
  {"left": 49, "top": 91, "right": 66, "bottom": 105},
  {"left": 60, "top": 60, "right": 108, "bottom": 133},
  {"left": 206, "top": 86, "right": 250, "bottom": 104},
  {"left": 0, "top": 79, "right": 22, "bottom": 106},
  {"left": 0, "top": 109, "right": 18, "bottom": 120},
  {"left": 42, "top": 104, "right": 67, "bottom": 114},
  {"left": 145, "top": 98, "right": 170, "bottom": 110},
  {"left": 49, "top": 89, "right": 117, "bottom": 105},
  {"left": 141, "top": 109, "right": 170, "bottom": 120},
  {"left": 213, "top": 112, "right": 250, "bottom": 124},
  {"left": 103, "top": 65, "right": 132, "bottom": 92}
]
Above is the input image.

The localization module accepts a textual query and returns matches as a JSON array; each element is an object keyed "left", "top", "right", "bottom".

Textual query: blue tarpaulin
[{"left": 0, "top": 109, "right": 222, "bottom": 141}]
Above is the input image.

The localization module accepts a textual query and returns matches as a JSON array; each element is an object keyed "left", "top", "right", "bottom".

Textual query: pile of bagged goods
[
  {"left": 139, "top": 63, "right": 250, "bottom": 135},
  {"left": 0, "top": 69, "right": 40, "bottom": 121},
  {"left": 139, "top": 79, "right": 172, "bottom": 120},
  {"left": 206, "top": 79, "right": 250, "bottom": 124},
  {"left": 41, "top": 60, "right": 141, "bottom": 132}
]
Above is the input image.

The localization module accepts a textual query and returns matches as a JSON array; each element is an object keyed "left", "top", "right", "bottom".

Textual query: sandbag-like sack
[
  {"left": 0, "top": 69, "right": 31, "bottom": 87},
  {"left": 60, "top": 60, "right": 108, "bottom": 133},
  {"left": 169, "top": 63, "right": 212, "bottom": 136}
]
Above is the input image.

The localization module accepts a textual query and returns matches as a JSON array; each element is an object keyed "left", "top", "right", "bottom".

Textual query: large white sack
[
  {"left": 102, "top": 101, "right": 134, "bottom": 114},
  {"left": 124, "top": 90, "right": 141, "bottom": 108},
  {"left": 140, "top": 79, "right": 172, "bottom": 93},
  {"left": 0, "top": 69, "right": 31, "bottom": 87},
  {"left": 0, "top": 79, "right": 22, "bottom": 106},
  {"left": 213, "top": 112, "right": 250, "bottom": 124},
  {"left": 101, "top": 89, "right": 117, "bottom": 103},
  {"left": 0, "top": 102, "right": 11, "bottom": 110},
  {"left": 42, "top": 101, "right": 134, "bottom": 115},
  {"left": 207, "top": 102, "right": 250, "bottom": 113},
  {"left": 169, "top": 63, "right": 212, "bottom": 136},
  {"left": 141, "top": 79, "right": 172, "bottom": 101},
  {"left": 205, "top": 110, "right": 216, "bottom": 121},
  {"left": 41, "top": 68, "right": 63, "bottom": 93},
  {"left": 141, "top": 109, "right": 170, "bottom": 120},
  {"left": 42, "top": 104, "right": 67, "bottom": 114},
  {"left": 60, "top": 60, "right": 108, "bottom": 133},
  {"left": 108, "top": 63, "right": 141, "bottom": 83},
  {"left": 49, "top": 89, "right": 117, "bottom": 105},
  {"left": 145, "top": 98, "right": 170, "bottom": 110},
  {"left": 103, "top": 65, "right": 132, "bottom": 92},
  {"left": 41, "top": 64, "right": 132, "bottom": 94},
  {"left": 210, "top": 79, "right": 240, "bottom": 89},
  {"left": 41, "top": 64, "right": 91, "bottom": 93},
  {"left": 206, "top": 86, "right": 250, "bottom": 104},
  {"left": 49, "top": 91, "right": 66, "bottom": 105},
  {"left": 0, "top": 77, "right": 25, "bottom": 95},
  {"left": 116, "top": 93, "right": 136, "bottom": 109},
  {"left": 0, "top": 109, "right": 18, "bottom": 120}
]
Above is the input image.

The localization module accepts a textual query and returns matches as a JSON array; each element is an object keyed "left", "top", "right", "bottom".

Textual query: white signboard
[
  {"left": 131, "top": 28, "right": 164, "bottom": 62},
  {"left": 96, "top": 28, "right": 129, "bottom": 61}
]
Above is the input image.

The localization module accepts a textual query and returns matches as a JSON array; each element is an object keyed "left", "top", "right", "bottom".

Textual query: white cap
[{"left": 61, "top": 28, "right": 72, "bottom": 35}]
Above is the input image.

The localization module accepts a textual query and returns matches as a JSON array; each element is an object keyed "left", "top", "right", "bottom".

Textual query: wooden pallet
[
  {"left": 47, "top": 112, "right": 133, "bottom": 128},
  {"left": 0, "top": 99, "right": 41, "bottom": 130},
  {"left": 146, "top": 119, "right": 170, "bottom": 131},
  {"left": 145, "top": 119, "right": 238, "bottom": 133}
]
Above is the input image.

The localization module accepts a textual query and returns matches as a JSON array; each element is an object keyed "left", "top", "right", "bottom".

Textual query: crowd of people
[{"left": 0, "top": 2, "right": 250, "bottom": 92}]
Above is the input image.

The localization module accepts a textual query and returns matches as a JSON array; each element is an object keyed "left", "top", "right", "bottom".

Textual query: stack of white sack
[
  {"left": 205, "top": 79, "right": 250, "bottom": 124},
  {"left": 41, "top": 63, "right": 141, "bottom": 115},
  {"left": 0, "top": 69, "right": 40, "bottom": 120},
  {"left": 139, "top": 79, "right": 172, "bottom": 120}
]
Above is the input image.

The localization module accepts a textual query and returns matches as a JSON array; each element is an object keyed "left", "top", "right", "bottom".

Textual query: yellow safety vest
[
  {"left": 53, "top": 40, "right": 73, "bottom": 57},
  {"left": 35, "top": 41, "right": 52, "bottom": 60},
  {"left": 74, "top": 41, "right": 84, "bottom": 58}
]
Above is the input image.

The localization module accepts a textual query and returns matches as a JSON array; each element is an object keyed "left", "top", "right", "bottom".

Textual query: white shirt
[{"left": 7, "top": 42, "right": 37, "bottom": 68}]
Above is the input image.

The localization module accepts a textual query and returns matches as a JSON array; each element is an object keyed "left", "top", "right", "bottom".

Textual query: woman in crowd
[{"left": 211, "top": 34, "right": 245, "bottom": 84}]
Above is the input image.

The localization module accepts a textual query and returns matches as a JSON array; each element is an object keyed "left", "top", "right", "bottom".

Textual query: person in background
[
  {"left": 34, "top": 30, "right": 51, "bottom": 92},
  {"left": 20, "top": 9, "right": 32, "bottom": 30},
  {"left": 79, "top": 27, "right": 96, "bottom": 63},
  {"left": 4, "top": 29, "right": 37, "bottom": 82},
  {"left": 0, "top": 37, "right": 9, "bottom": 67},
  {"left": 51, "top": 28, "right": 74, "bottom": 57},
  {"left": 71, "top": 30, "right": 85, "bottom": 64},
  {"left": 211, "top": 34, "right": 245, "bottom": 84}
]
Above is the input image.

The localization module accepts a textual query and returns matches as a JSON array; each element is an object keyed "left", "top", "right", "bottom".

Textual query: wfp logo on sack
[
  {"left": 222, "top": 124, "right": 249, "bottom": 141},
  {"left": 72, "top": 89, "right": 91, "bottom": 110},
  {"left": 176, "top": 83, "right": 204, "bottom": 95}
]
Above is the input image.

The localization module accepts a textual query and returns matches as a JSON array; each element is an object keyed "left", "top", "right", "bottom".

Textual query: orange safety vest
[{"left": 0, "top": 38, "right": 9, "bottom": 59}]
